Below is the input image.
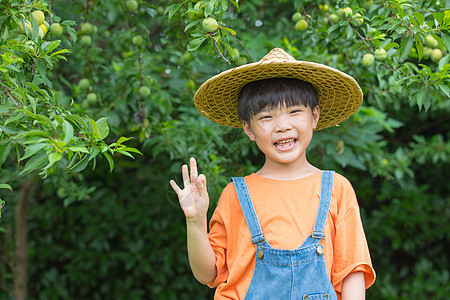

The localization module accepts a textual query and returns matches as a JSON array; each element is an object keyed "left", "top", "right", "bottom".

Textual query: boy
[{"left": 170, "top": 48, "right": 375, "bottom": 299}]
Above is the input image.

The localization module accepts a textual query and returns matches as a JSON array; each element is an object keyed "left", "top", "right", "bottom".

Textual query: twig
[
  {"left": 136, "top": 50, "right": 146, "bottom": 123},
  {"left": 234, "top": 37, "right": 254, "bottom": 62},
  {"left": 1, "top": 86, "right": 19, "bottom": 107},
  {"left": 48, "top": 0, "right": 52, "bottom": 23},
  {"left": 352, "top": 26, "right": 395, "bottom": 72},
  {"left": 212, "top": 38, "right": 230, "bottom": 64}
]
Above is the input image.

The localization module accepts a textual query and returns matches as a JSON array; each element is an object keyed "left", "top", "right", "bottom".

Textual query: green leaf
[
  {"left": 43, "top": 152, "right": 62, "bottom": 170},
  {"left": 34, "top": 59, "right": 53, "bottom": 88},
  {"left": 432, "top": 12, "right": 444, "bottom": 25},
  {"left": 184, "top": 20, "right": 201, "bottom": 32},
  {"left": 220, "top": 0, "right": 229, "bottom": 10},
  {"left": 345, "top": 24, "right": 353, "bottom": 39},
  {"left": 116, "top": 150, "right": 135, "bottom": 159},
  {"left": 413, "top": 12, "right": 424, "bottom": 25},
  {"left": 0, "top": 142, "right": 11, "bottom": 168},
  {"left": 20, "top": 143, "right": 50, "bottom": 161},
  {"left": 96, "top": 117, "right": 110, "bottom": 139},
  {"left": 45, "top": 40, "right": 61, "bottom": 54},
  {"left": 415, "top": 88, "right": 428, "bottom": 111},
  {"left": 5, "top": 113, "right": 24, "bottom": 126},
  {"left": 0, "top": 184, "right": 12, "bottom": 191},
  {"left": 205, "top": 0, "right": 215, "bottom": 16},
  {"left": 62, "top": 120, "right": 74, "bottom": 145},
  {"left": 441, "top": 33, "right": 450, "bottom": 54},
  {"left": 26, "top": 94, "right": 36, "bottom": 114},
  {"left": 399, "top": 36, "right": 414, "bottom": 62},
  {"left": 103, "top": 152, "right": 114, "bottom": 172},
  {"left": 415, "top": 35, "right": 423, "bottom": 61},
  {"left": 117, "top": 136, "right": 133, "bottom": 145},
  {"left": 165, "top": 2, "right": 184, "bottom": 20},
  {"left": 122, "top": 147, "right": 143, "bottom": 155},
  {"left": 220, "top": 26, "right": 236, "bottom": 36},
  {"left": 66, "top": 154, "right": 90, "bottom": 173},
  {"left": 187, "top": 36, "right": 208, "bottom": 52},
  {"left": 68, "top": 146, "right": 90, "bottom": 154},
  {"left": 20, "top": 151, "right": 48, "bottom": 175},
  {"left": 229, "top": 0, "right": 239, "bottom": 10},
  {"left": 384, "top": 42, "right": 399, "bottom": 51}
]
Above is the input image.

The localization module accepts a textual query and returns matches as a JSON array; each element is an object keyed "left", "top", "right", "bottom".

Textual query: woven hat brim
[{"left": 194, "top": 59, "right": 363, "bottom": 130}]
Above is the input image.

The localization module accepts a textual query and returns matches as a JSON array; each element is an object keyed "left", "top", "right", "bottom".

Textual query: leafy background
[{"left": 0, "top": 0, "right": 449, "bottom": 299}]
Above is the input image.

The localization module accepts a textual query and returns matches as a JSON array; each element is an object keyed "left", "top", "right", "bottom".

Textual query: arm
[
  {"left": 341, "top": 271, "right": 365, "bottom": 300},
  {"left": 170, "top": 157, "right": 217, "bottom": 284}
]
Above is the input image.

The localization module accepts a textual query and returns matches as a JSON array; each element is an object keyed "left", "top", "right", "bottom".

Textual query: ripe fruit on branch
[
  {"left": 18, "top": 20, "right": 32, "bottom": 34},
  {"left": 132, "top": 35, "right": 143, "bottom": 46},
  {"left": 86, "top": 93, "right": 97, "bottom": 105},
  {"left": 25, "top": 40, "right": 37, "bottom": 55},
  {"left": 50, "top": 23, "right": 63, "bottom": 36},
  {"left": 295, "top": 19, "right": 308, "bottom": 31},
  {"left": 78, "top": 78, "right": 90, "bottom": 90},
  {"left": 80, "top": 35, "right": 92, "bottom": 46},
  {"left": 39, "top": 24, "right": 48, "bottom": 35},
  {"left": 80, "top": 22, "right": 93, "bottom": 34},
  {"left": 231, "top": 48, "right": 240, "bottom": 61},
  {"left": 425, "top": 35, "right": 439, "bottom": 48},
  {"left": 202, "top": 17, "right": 218, "bottom": 32},
  {"left": 352, "top": 13, "right": 364, "bottom": 26},
  {"left": 423, "top": 47, "right": 432, "bottom": 59},
  {"left": 126, "top": 0, "right": 138, "bottom": 12},
  {"left": 338, "top": 7, "right": 353, "bottom": 18},
  {"left": 328, "top": 13, "right": 339, "bottom": 23},
  {"left": 362, "top": 53, "right": 374, "bottom": 67},
  {"left": 374, "top": 48, "right": 387, "bottom": 61},
  {"left": 139, "top": 86, "right": 151, "bottom": 97},
  {"left": 292, "top": 12, "right": 302, "bottom": 22},
  {"left": 319, "top": 4, "right": 329, "bottom": 12},
  {"left": 31, "top": 10, "right": 45, "bottom": 25},
  {"left": 185, "top": 79, "right": 196, "bottom": 90},
  {"left": 430, "top": 49, "right": 442, "bottom": 62}
]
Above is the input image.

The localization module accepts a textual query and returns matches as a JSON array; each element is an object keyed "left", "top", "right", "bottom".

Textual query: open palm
[{"left": 170, "top": 158, "right": 210, "bottom": 219}]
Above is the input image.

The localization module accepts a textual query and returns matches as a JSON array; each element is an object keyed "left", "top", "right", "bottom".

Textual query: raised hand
[{"left": 170, "top": 157, "right": 210, "bottom": 220}]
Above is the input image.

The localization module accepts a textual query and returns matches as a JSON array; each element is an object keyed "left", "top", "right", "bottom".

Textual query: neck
[{"left": 256, "top": 156, "right": 320, "bottom": 180}]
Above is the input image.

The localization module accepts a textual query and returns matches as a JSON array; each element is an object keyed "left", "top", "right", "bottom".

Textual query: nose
[{"left": 274, "top": 114, "right": 292, "bottom": 132}]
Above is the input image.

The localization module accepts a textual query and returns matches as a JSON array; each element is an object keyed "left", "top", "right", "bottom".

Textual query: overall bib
[{"left": 231, "top": 171, "right": 337, "bottom": 300}]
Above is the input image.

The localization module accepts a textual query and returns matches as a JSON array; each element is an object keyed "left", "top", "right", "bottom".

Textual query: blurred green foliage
[{"left": 0, "top": 0, "right": 449, "bottom": 299}]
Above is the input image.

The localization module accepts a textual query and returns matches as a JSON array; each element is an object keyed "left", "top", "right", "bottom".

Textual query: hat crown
[{"left": 259, "top": 48, "right": 296, "bottom": 63}]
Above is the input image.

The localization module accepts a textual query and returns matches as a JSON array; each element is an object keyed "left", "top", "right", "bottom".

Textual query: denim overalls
[{"left": 231, "top": 171, "right": 337, "bottom": 299}]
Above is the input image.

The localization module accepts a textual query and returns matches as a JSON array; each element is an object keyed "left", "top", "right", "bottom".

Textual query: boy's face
[{"left": 242, "top": 104, "right": 320, "bottom": 166}]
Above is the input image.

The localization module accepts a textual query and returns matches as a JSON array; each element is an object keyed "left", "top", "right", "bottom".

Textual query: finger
[
  {"left": 199, "top": 174, "right": 207, "bottom": 187},
  {"left": 196, "top": 174, "right": 209, "bottom": 199},
  {"left": 169, "top": 180, "right": 181, "bottom": 194},
  {"left": 182, "top": 164, "right": 190, "bottom": 188},
  {"left": 190, "top": 157, "right": 198, "bottom": 183}
]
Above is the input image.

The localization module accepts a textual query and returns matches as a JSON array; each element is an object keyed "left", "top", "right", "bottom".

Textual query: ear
[
  {"left": 242, "top": 121, "right": 255, "bottom": 141},
  {"left": 312, "top": 106, "right": 320, "bottom": 129}
]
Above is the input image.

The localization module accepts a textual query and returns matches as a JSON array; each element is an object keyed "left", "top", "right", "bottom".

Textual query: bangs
[{"left": 237, "top": 78, "right": 318, "bottom": 122}]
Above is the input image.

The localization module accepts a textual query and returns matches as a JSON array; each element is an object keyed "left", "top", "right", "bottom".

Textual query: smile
[{"left": 274, "top": 138, "right": 298, "bottom": 150}]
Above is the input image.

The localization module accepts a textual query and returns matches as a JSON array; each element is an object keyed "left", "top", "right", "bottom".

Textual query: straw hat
[{"left": 193, "top": 48, "right": 363, "bottom": 131}]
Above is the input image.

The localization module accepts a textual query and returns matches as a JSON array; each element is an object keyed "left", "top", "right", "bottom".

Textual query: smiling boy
[{"left": 170, "top": 48, "right": 375, "bottom": 299}]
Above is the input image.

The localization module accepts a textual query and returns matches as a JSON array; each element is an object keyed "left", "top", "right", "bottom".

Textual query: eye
[
  {"left": 259, "top": 115, "right": 272, "bottom": 120},
  {"left": 290, "top": 109, "right": 303, "bottom": 114}
]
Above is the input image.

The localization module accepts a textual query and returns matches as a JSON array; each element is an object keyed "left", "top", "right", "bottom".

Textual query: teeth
[
  {"left": 274, "top": 138, "right": 296, "bottom": 148},
  {"left": 276, "top": 138, "right": 294, "bottom": 144}
]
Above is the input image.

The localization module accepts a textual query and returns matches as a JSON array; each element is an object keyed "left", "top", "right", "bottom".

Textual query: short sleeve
[
  {"left": 206, "top": 184, "right": 234, "bottom": 287},
  {"left": 332, "top": 203, "right": 376, "bottom": 292}
]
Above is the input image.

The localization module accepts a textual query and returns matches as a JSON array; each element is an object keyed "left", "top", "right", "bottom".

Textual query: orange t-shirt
[{"left": 207, "top": 171, "right": 375, "bottom": 299}]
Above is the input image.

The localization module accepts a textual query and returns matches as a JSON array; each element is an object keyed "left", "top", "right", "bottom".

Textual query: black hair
[{"left": 237, "top": 78, "right": 319, "bottom": 123}]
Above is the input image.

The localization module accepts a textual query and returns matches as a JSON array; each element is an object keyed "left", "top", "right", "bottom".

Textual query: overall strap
[
  {"left": 312, "top": 170, "right": 335, "bottom": 240},
  {"left": 230, "top": 177, "right": 265, "bottom": 245}
]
